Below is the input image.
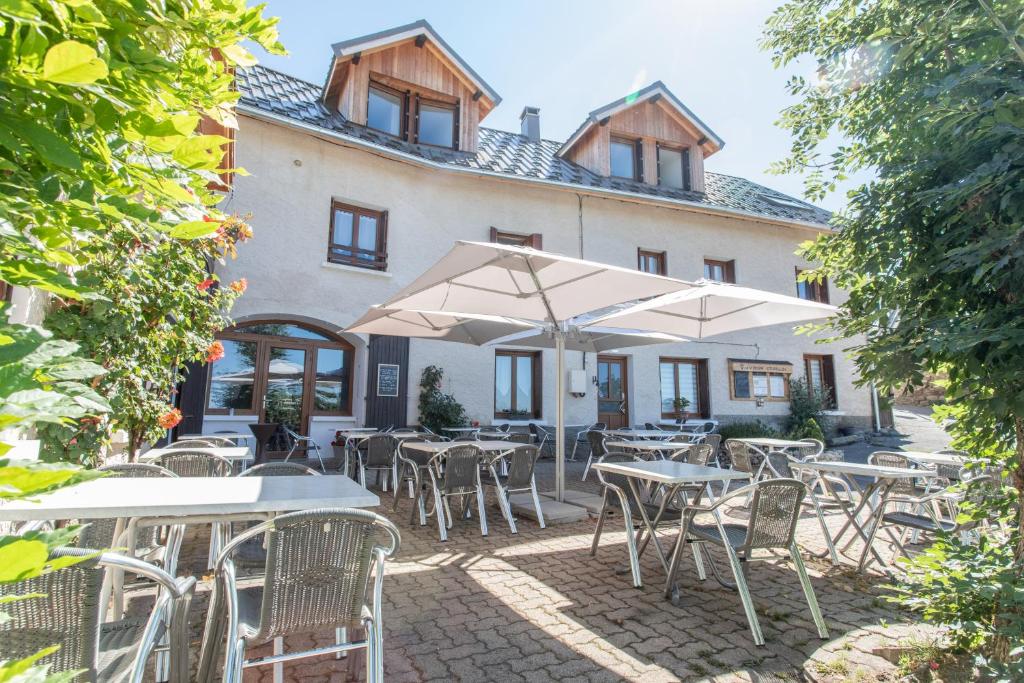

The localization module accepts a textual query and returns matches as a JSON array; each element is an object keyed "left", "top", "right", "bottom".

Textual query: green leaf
[
  {"left": 220, "top": 43, "right": 257, "bottom": 67},
  {"left": 171, "top": 134, "right": 231, "bottom": 169},
  {"left": 41, "top": 40, "right": 108, "bottom": 85},
  {"left": 167, "top": 220, "right": 217, "bottom": 239},
  {"left": 0, "top": 538, "right": 49, "bottom": 582},
  {"left": 2, "top": 119, "right": 81, "bottom": 170}
]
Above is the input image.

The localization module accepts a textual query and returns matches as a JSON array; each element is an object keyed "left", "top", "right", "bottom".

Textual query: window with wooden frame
[
  {"left": 804, "top": 354, "right": 837, "bottom": 408},
  {"left": 703, "top": 258, "right": 735, "bottom": 283},
  {"left": 795, "top": 268, "right": 830, "bottom": 303},
  {"left": 610, "top": 136, "right": 642, "bottom": 180},
  {"left": 366, "top": 77, "right": 460, "bottom": 150},
  {"left": 206, "top": 322, "right": 355, "bottom": 417},
  {"left": 638, "top": 248, "right": 667, "bottom": 275},
  {"left": 656, "top": 143, "right": 692, "bottom": 190},
  {"left": 328, "top": 200, "right": 388, "bottom": 270},
  {"left": 489, "top": 227, "right": 542, "bottom": 249},
  {"left": 729, "top": 359, "right": 792, "bottom": 401},
  {"left": 659, "top": 358, "right": 710, "bottom": 418},
  {"left": 494, "top": 349, "right": 541, "bottom": 419}
]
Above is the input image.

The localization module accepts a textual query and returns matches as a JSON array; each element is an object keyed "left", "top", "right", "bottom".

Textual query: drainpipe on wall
[{"left": 870, "top": 383, "right": 882, "bottom": 432}]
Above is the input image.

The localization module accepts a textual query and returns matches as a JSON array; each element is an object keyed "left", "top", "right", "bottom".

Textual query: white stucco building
[{"left": 175, "top": 20, "right": 877, "bottom": 451}]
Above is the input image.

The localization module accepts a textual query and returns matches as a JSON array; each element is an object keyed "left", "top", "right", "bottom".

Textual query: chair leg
[
  {"left": 476, "top": 484, "right": 489, "bottom": 536},
  {"left": 621, "top": 507, "right": 642, "bottom": 588},
  {"left": 582, "top": 454, "right": 594, "bottom": 481},
  {"left": 725, "top": 547, "right": 764, "bottom": 646},
  {"left": 791, "top": 543, "right": 829, "bottom": 639},
  {"left": 223, "top": 637, "right": 245, "bottom": 683},
  {"left": 494, "top": 483, "right": 517, "bottom": 534},
  {"left": 530, "top": 479, "right": 546, "bottom": 529},
  {"left": 312, "top": 443, "right": 326, "bottom": 472},
  {"left": 434, "top": 486, "right": 448, "bottom": 542},
  {"left": 273, "top": 636, "right": 284, "bottom": 683},
  {"left": 691, "top": 541, "right": 708, "bottom": 581},
  {"left": 591, "top": 495, "right": 609, "bottom": 556},
  {"left": 364, "top": 620, "right": 378, "bottom": 683},
  {"left": 335, "top": 627, "right": 347, "bottom": 660},
  {"left": 358, "top": 462, "right": 366, "bottom": 488}
]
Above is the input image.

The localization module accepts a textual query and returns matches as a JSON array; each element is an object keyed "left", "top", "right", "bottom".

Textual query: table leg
[
  {"left": 814, "top": 475, "right": 888, "bottom": 568},
  {"left": 627, "top": 478, "right": 671, "bottom": 573}
]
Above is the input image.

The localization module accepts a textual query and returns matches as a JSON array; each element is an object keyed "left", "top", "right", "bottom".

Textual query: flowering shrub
[{"left": 157, "top": 408, "right": 184, "bottom": 430}]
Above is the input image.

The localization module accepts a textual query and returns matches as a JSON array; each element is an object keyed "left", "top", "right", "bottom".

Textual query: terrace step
[{"left": 508, "top": 494, "right": 589, "bottom": 524}]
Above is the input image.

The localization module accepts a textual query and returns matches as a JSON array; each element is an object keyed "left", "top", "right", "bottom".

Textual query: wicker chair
[
  {"left": 483, "top": 445, "right": 545, "bottom": 532},
  {"left": 666, "top": 479, "right": 829, "bottom": 646},
  {"left": 359, "top": 434, "right": 399, "bottom": 491},
  {"left": 158, "top": 450, "right": 233, "bottom": 478},
  {"left": 164, "top": 438, "right": 218, "bottom": 449},
  {"left": 724, "top": 440, "right": 766, "bottom": 486},
  {"left": 393, "top": 436, "right": 446, "bottom": 526},
  {"left": 238, "top": 461, "right": 320, "bottom": 477},
  {"left": 868, "top": 451, "right": 930, "bottom": 496},
  {"left": 0, "top": 547, "right": 196, "bottom": 683},
  {"left": 590, "top": 452, "right": 647, "bottom": 587},
  {"left": 197, "top": 509, "right": 400, "bottom": 683},
  {"left": 570, "top": 423, "right": 603, "bottom": 461},
  {"left": 78, "top": 463, "right": 177, "bottom": 553},
  {"left": 701, "top": 433, "right": 723, "bottom": 466},
  {"left": 426, "top": 444, "right": 487, "bottom": 541},
  {"left": 581, "top": 430, "right": 608, "bottom": 481},
  {"left": 529, "top": 423, "right": 556, "bottom": 458}
]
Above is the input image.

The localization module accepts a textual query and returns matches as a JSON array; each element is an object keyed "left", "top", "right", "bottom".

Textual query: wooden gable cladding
[
  {"left": 329, "top": 39, "right": 491, "bottom": 152},
  {"left": 564, "top": 125, "right": 610, "bottom": 176}
]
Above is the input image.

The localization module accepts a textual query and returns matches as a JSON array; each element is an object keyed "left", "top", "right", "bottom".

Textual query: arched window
[{"left": 206, "top": 322, "right": 354, "bottom": 429}]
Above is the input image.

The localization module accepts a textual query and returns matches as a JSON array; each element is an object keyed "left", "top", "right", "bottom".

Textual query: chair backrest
[
  {"left": 248, "top": 509, "right": 399, "bottom": 642},
  {"left": 79, "top": 463, "right": 177, "bottom": 549},
  {"left": 439, "top": 445, "right": 482, "bottom": 494},
  {"left": 743, "top": 479, "right": 807, "bottom": 551},
  {"left": 506, "top": 432, "right": 532, "bottom": 444},
  {"left": 0, "top": 548, "right": 104, "bottom": 678},
  {"left": 505, "top": 445, "right": 540, "bottom": 489},
  {"left": 869, "top": 451, "right": 918, "bottom": 494},
  {"left": 165, "top": 438, "right": 216, "bottom": 449},
  {"left": 702, "top": 434, "right": 722, "bottom": 459},
  {"left": 364, "top": 434, "right": 397, "bottom": 467},
  {"left": 453, "top": 435, "right": 477, "bottom": 442},
  {"left": 815, "top": 449, "right": 844, "bottom": 462},
  {"left": 586, "top": 430, "right": 607, "bottom": 457},
  {"left": 643, "top": 422, "right": 659, "bottom": 431},
  {"left": 765, "top": 452, "right": 795, "bottom": 478},
  {"left": 725, "top": 440, "right": 758, "bottom": 474},
  {"left": 685, "top": 443, "right": 715, "bottom": 467},
  {"left": 496, "top": 423, "right": 511, "bottom": 432},
  {"left": 159, "top": 450, "right": 233, "bottom": 477},
  {"left": 667, "top": 432, "right": 692, "bottom": 443},
  {"left": 593, "top": 452, "right": 640, "bottom": 493},
  {"left": 239, "top": 462, "right": 320, "bottom": 477},
  {"left": 795, "top": 439, "right": 824, "bottom": 459},
  {"left": 593, "top": 422, "right": 607, "bottom": 430}
]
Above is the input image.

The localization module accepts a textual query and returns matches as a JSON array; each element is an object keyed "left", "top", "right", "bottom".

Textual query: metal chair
[
  {"left": 0, "top": 547, "right": 196, "bottom": 683},
  {"left": 79, "top": 463, "right": 178, "bottom": 552},
  {"left": 359, "top": 433, "right": 399, "bottom": 491},
  {"left": 701, "top": 433, "right": 723, "bottom": 466},
  {"left": 238, "top": 461, "right": 321, "bottom": 477},
  {"left": 282, "top": 426, "right": 326, "bottom": 472},
  {"left": 529, "top": 423, "right": 556, "bottom": 458},
  {"left": 665, "top": 479, "right": 829, "bottom": 646},
  {"left": 868, "top": 451, "right": 930, "bottom": 496},
  {"left": 158, "top": 450, "right": 233, "bottom": 478},
  {"left": 426, "top": 444, "right": 488, "bottom": 541},
  {"left": 483, "top": 445, "right": 546, "bottom": 532},
  {"left": 570, "top": 423, "right": 601, "bottom": 461},
  {"left": 590, "top": 452, "right": 647, "bottom": 587},
  {"left": 581, "top": 430, "right": 608, "bottom": 481},
  {"left": 197, "top": 509, "right": 400, "bottom": 683},
  {"left": 393, "top": 436, "right": 446, "bottom": 526},
  {"left": 724, "top": 439, "right": 766, "bottom": 486},
  {"left": 164, "top": 438, "right": 218, "bottom": 449}
]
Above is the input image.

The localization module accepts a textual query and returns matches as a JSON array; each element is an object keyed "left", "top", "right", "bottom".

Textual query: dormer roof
[
  {"left": 322, "top": 19, "right": 501, "bottom": 110},
  {"left": 557, "top": 81, "right": 724, "bottom": 158}
]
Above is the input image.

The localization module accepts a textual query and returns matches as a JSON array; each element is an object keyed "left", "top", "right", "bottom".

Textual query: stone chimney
[{"left": 520, "top": 106, "right": 540, "bottom": 141}]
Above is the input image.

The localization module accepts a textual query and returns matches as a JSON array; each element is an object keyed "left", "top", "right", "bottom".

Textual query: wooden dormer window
[
  {"left": 657, "top": 144, "right": 692, "bottom": 190},
  {"left": 366, "top": 76, "right": 459, "bottom": 150},
  {"left": 610, "top": 136, "right": 641, "bottom": 180}
]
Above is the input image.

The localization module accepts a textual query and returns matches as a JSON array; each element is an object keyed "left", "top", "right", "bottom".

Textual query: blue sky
[{"left": 254, "top": 0, "right": 853, "bottom": 211}]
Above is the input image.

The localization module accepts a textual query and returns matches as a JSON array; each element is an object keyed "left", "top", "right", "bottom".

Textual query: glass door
[
  {"left": 597, "top": 356, "right": 629, "bottom": 429},
  {"left": 260, "top": 345, "right": 308, "bottom": 453}
]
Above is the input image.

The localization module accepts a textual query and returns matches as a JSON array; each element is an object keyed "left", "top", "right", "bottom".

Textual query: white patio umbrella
[
  {"left": 369, "top": 241, "right": 691, "bottom": 501},
  {"left": 346, "top": 306, "right": 537, "bottom": 345},
  {"left": 585, "top": 280, "right": 837, "bottom": 338},
  {"left": 491, "top": 326, "right": 686, "bottom": 353}
]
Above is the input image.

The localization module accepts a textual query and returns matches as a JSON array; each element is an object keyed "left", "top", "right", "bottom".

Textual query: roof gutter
[{"left": 237, "top": 105, "right": 832, "bottom": 234}]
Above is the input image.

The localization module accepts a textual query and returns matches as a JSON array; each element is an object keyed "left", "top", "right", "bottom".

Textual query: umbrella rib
[{"left": 384, "top": 251, "right": 514, "bottom": 307}]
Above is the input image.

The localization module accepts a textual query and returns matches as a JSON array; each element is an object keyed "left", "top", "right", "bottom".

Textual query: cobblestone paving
[{"left": 154, "top": 453, "right": 937, "bottom": 683}]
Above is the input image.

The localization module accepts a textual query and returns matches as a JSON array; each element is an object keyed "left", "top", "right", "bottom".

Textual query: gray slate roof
[{"left": 236, "top": 65, "right": 832, "bottom": 227}]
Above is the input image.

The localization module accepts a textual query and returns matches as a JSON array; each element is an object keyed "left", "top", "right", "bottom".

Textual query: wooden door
[
  {"left": 365, "top": 335, "right": 410, "bottom": 429},
  {"left": 597, "top": 355, "right": 629, "bottom": 429}
]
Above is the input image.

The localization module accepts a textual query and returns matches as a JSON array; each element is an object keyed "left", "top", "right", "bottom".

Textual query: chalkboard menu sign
[{"left": 376, "top": 363, "right": 400, "bottom": 397}]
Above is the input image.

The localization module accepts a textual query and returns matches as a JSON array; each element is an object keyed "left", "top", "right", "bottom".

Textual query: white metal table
[
  {"left": 403, "top": 440, "right": 516, "bottom": 455},
  {"left": 605, "top": 440, "right": 693, "bottom": 460},
  {"left": 591, "top": 460, "right": 751, "bottom": 587},
  {"left": 796, "top": 459, "right": 936, "bottom": 571},
  {"left": 602, "top": 429, "right": 668, "bottom": 439},
  {"left": 738, "top": 437, "right": 811, "bottom": 451},
  {"left": 898, "top": 451, "right": 965, "bottom": 467}
]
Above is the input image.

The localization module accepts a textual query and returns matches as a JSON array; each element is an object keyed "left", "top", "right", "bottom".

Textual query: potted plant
[{"left": 673, "top": 396, "right": 691, "bottom": 423}]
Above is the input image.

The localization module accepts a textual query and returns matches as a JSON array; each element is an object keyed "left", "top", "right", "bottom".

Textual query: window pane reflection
[
  {"left": 315, "top": 348, "right": 349, "bottom": 412},
  {"left": 418, "top": 103, "right": 454, "bottom": 147},
  {"left": 209, "top": 340, "right": 256, "bottom": 410},
  {"left": 367, "top": 87, "right": 402, "bottom": 136},
  {"left": 495, "top": 355, "right": 512, "bottom": 413},
  {"left": 658, "top": 147, "right": 684, "bottom": 188}
]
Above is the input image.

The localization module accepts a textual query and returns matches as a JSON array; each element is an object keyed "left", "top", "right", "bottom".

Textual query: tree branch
[{"left": 977, "top": 0, "right": 1024, "bottom": 65}]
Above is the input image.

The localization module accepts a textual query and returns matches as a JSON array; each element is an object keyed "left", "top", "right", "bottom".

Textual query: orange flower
[
  {"left": 206, "top": 340, "right": 225, "bottom": 363},
  {"left": 229, "top": 278, "right": 247, "bottom": 294},
  {"left": 196, "top": 277, "right": 215, "bottom": 292},
  {"left": 157, "top": 408, "right": 182, "bottom": 430}
]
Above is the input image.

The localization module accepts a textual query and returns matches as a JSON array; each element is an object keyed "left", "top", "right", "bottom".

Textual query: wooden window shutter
[
  {"left": 822, "top": 355, "right": 837, "bottom": 407},
  {"left": 724, "top": 260, "right": 736, "bottom": 283},
  {"left": 633, "top": 139, "right": 644, "bottom": 181},
  {"left": 682, "top": 148, "right": 692, "bottom": 191},
  {"left": 401, "top": 91, "right": 411, "bottom": 140},
  {"left": 697, "top": 359, "right": 711, "bottom": 418},
  {"left": 655, "top": 143, "right": 661, "bottom": 185},
  {"left": 453, "top": 100, "right": 461, "bottom": 151},
  {"left": 820, "top": 276, "right": 831, "bottom": 304},
  {"left": 489, "top": 227, "right": 499, "bottom": 242},
  {"left": 530, "top": 233, "right": 543, "bottom": 249}
]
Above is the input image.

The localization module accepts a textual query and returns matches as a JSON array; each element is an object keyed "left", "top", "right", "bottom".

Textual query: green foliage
[
  {"left": 792, "top": 417, "right": 825, "bottom": 442},
  {"left": 786, "top": 378, "right": 828, "bottom": 437},
  {"left": 763, "top": 0, "right": 1024, "bottom": 666},
  {"left": 417, "top": 365, "right": 467, "bottom": 433},
  {"left": 718, "top": 420, "right": 780, "bottom": 442}
]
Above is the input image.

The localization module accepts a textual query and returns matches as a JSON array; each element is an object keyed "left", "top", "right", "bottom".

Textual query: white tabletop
[
  {"left": 442, "top": 426, "right": 481, "bottom": 432},
  {"left": 180, "top": 432, "right": 252, "bottom": 442},
  {"left": 738, "top": 438, "right": 812, "bottom": 449},
  {"left": 898, "top": 451, "right": 965, "bottom": 466},
  {"left": 602, "top": 429, "right": 667, "bottom": 439},
  {"left": 592, "top": 460, "right": 751, "bottom": 486},
  {"left": 796, "top": 460, "right": 936, "bottom": 480},
  {"left": 606, "top": 440, "right": 693, "bottom": 451},
  {"left": 403, "top": 440, "right": 518, "bottom": 454},
  {"left": 0, "top": 475, "right": 379, "bottom": 522},
  {"left": 142, "top": 446, "right": 252, "bottom": 462},
  {"left": 476, "top": 431, "right": 513, "bottom": 439}
]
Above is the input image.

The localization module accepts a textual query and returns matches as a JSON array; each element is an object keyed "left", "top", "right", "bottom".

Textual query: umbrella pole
[{"left": 555, "top": 331, "right": 566, "bottom": 502}]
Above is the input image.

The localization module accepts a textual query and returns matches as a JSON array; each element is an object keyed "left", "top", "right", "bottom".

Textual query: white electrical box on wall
[{"left": 568, "top": 370, "right": 588, "bottom": 396}]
